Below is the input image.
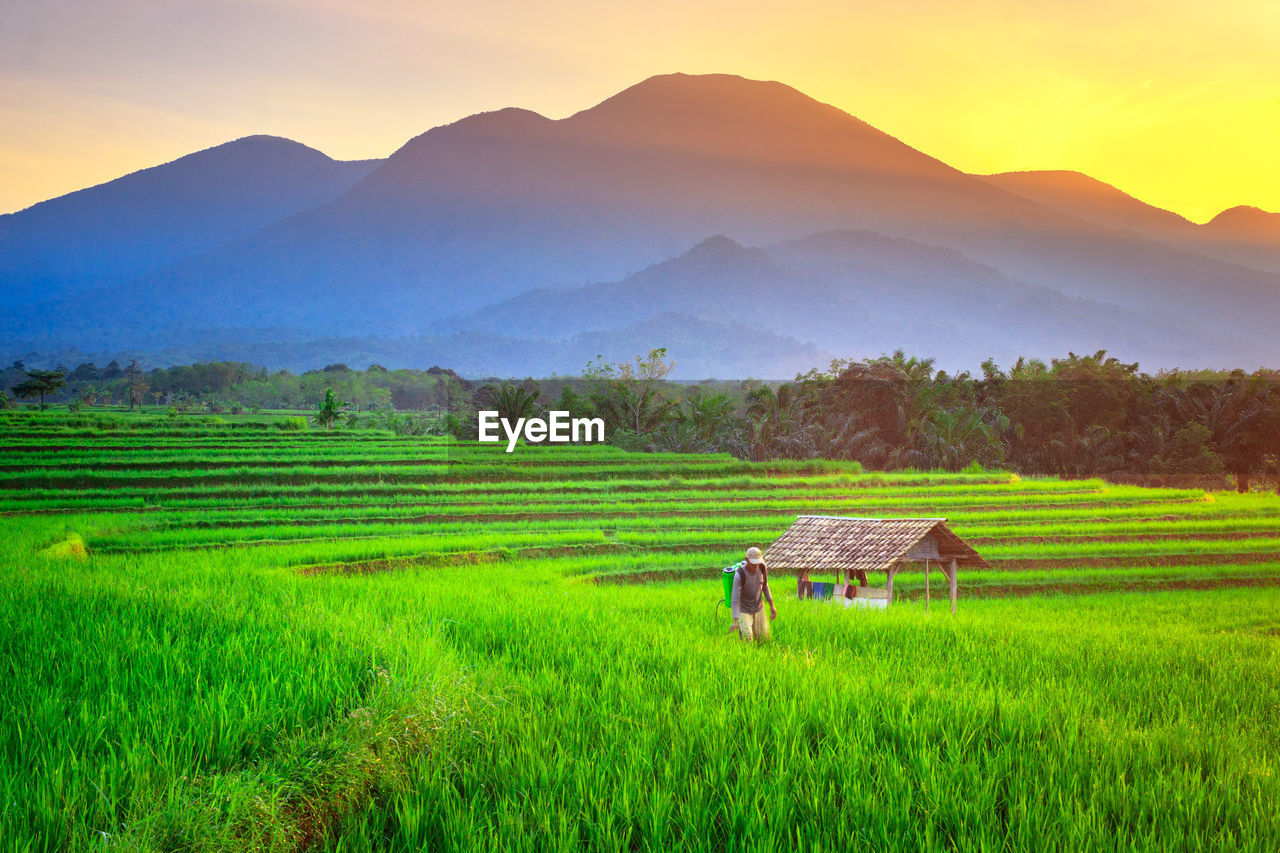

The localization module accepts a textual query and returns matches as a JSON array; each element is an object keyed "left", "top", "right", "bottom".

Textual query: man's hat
[{"left": 745, "top": 547, "right": 763, "bottom": 565}]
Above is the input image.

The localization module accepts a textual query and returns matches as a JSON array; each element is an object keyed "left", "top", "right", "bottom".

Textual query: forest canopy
[{"left": 4, "top": 351, "right": 1277, "bottom": 487}]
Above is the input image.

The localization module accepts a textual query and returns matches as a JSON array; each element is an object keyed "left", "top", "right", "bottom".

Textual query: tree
[
  {"left": 584, "top": 348, "right": 677, "bottom": 438},
  {"left": 743, "top": 383, "right": 813, "bottom": 460},
  {"left": 918, "top": 404, "right": 1008, "bottom": 471},
  {"left": 124, "top": 359, "right": 148, "bottom": 412},
  {"left": 78, "top": 384, "right": 107, "bottom": 407},
  {"left": 680, "top": 390, "right": 736, "bottom": 444},
  {"left": 554, "top": 385, "right": 596, "bottom": 422},
  {"left": 491, "top": 384, "right": 541, "bottom": 424},
  {"left": 12, "top": 369, "right": 66, "bottom": 409},
  {"left": 1209, "top": 371, "right": 1280, "bottom": 492},
  {"left": 68, "top": 363, "right": 99, "bottom": 382},
  {"left": 312, "top": 388, "right": 349, "bottom": 430},
  {"left": 365, "top": 387, "right": 393, "bottom": 412}
]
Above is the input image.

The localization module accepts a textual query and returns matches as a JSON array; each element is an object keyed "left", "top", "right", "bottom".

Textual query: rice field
[{"left": 4, "top": 410, "right": 1280, "bottom": 851}]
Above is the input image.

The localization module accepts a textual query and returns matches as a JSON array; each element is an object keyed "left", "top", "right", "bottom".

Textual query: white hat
[{"left": 745, "top": 547, "right": 763, "bottom": 565}]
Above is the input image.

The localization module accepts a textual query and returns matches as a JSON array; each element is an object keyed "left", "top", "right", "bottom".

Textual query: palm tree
[
  {"left": 918, "top": 405, "right": 1008, "bottom": 471},
  {"left": 744, "top": 384, "right": 812, "bottom": 459},
  {"left": 78, "top": 385, "right": 103, "bottom": 407},
  {"left": 492, "top": 384, "right": 541, "bottom": 424},
  {"left": 681, "top": 391, "right": 735, "bottom": 443},
  {"left": 1209, "top": 372, "right": 1280, "bottom": 491}
]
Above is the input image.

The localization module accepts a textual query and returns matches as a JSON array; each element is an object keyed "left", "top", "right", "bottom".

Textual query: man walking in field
[{"left": 731, "top": 547, "right": 776, "bottom": 641}]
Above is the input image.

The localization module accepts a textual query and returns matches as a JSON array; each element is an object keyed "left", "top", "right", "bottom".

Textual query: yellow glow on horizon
[{"left": 1, "top": 0, "right": 1277, "bottom": 222}]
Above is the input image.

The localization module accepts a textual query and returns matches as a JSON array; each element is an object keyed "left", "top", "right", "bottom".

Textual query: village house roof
[{"left": 764, "top": 515, "right": 988, "bottom": 574}]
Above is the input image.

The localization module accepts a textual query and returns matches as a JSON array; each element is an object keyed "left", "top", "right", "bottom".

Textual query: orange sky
[{"left": 3, "top": 0, "right": 1277, "bottom": 221}]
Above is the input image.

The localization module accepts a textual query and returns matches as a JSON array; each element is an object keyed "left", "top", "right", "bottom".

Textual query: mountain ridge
[
  {"left": 0, "top": 135, "right": 383, "bottom": 307},
  {"left": 4, "top": 72, "right": 1280, "bottom": 376}
]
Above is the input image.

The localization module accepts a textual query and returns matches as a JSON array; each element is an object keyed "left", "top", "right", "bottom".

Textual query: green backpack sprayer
[{"left": 717, "top": 561, "right": 743, "bottom": 630}]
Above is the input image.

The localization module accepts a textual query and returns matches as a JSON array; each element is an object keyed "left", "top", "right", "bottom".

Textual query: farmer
[{"left": 731, "top": 546, "right": 776, "bottom": 641}]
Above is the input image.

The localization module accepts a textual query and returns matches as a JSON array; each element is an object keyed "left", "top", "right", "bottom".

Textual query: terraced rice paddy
[{"left": 4, "top": 412, "right": 1280, "bottom": 851}]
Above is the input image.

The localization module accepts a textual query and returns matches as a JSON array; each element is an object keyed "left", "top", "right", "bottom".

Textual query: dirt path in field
[
  {"left": 943, "top": 575, "right": 1280, "bottom": 599},
  {"left": 594, "top": 569, "right": 1280, "bottom": 599},
  {"left": 2, "top": 493, "right": 1193, "bottom": 520},
  {"left": 0, "top": 475, "right": 1029, "bottom": 504},
  {"left": 62, "top": 492, "right": 1125, "bottom": 527},
  {"left": 287, "top": 544, "right": 1280, "bottom": 580},
  {"left": 72, "top": 510, "right": 1280, "bottom": 545},
  {"left": 0, "top": 457, "right": 751, "bottom": 472},
  {"left": 589, "top": 550, "right": 1280, "bottom": 585}
]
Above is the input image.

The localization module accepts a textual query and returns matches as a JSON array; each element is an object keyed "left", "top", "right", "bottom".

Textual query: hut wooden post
[
  {"left": 948, "top": 557, "right": 958, "bottom": 614},
  {"left": 924, "top": 559, "right": 930, "bottom": 614},
  {"left": 885, "top": 562, "right": 898, "bottom": 607}
]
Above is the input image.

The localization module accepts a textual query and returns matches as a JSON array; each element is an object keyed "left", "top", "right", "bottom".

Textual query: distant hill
[
  {"left": 978, "top": 171, "right": 1194, "bottom": 238},
  {"left": 1196, "top": 207, "right": 1280, "bottom": 274},
  {"left": 5, "top": 73, "right": 1280, "bottom": 375},
  {"left": 457, "top": 232, "right": 1238, "bottom": 369},
  {"left": 1205, "top": 206, "right": 1280, "bottom": 242},
  {"left": 982, "top": 171, "right": 1280, "bottom": 276},
  {"left": 0, "top": 135, "right": 381, "bottom": 307},
  {"left": 42, "top": 310, "right": 827, "bottom": 379}
]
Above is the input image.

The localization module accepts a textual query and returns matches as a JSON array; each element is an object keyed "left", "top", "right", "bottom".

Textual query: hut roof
[{"left": 764, "top": 515, "right": 988, "bottom": 573}]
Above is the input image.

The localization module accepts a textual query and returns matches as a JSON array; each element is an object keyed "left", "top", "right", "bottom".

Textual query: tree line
[
  {"left": 471, "top": 349, "right": 1280, "bottom": 490},
  {"left": 0, "top": 360, "right": 471, "bottom": 414},
  {"left": 5, "top": 350, "right": 1278, "bottom": 488}
]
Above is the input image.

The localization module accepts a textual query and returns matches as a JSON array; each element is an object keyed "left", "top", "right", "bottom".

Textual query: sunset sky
[{"left": 3, "top": 0, "right": 1277, "bottom": 222}]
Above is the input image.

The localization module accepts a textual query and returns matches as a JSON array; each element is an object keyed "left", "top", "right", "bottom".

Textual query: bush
[
  {"left": 445, "top": 413, "right": 473, "bottom": 440},
  {"left": 608, "top": 429, "right": 649, "bottom": 453},
  {"left": 278, "top": 417, "right": 307, "bottom": 431}
]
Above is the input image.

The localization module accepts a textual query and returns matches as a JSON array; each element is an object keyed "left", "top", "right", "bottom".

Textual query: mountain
[
  {"left": 982, "top": 171, "right": 1280, "bottom": 276},
  {"left": 73, "top": 73, "right": 1002, "bottom": 338},
  {"left": 978, "top": 171, "right": 1194, "bottom": 239},
  {"left": 1205, "top": 206, "right": 1280, "bottom": 242},
  {"left": 1195, "top": 207, "right": 1280, "bottom": 274},
  {"left": 0, "top": 135, "right": 381, "bottom": 307},
  {"left": 6, "top": 73, "right": 1280, "bottom": 374},
  {"left": 455, "top": 236, "right": 831, "bottom": 340},
  {"left": 457, "top": 232, "right": 1237, "bottom": 369},
  {"left": 49, "top": 310, "right": 826, "bottom": 378}
]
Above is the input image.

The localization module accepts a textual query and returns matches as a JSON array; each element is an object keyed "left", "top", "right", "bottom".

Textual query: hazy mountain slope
[
  {"left": 0, "top": 136, "right": 381, "bottom": 307},
  {"left": 456, "top": 236, "right": 844, "bottom": 339},
  {"left": 8, "top": 73, "right": 1280, "bottom": 370},
  {"left": 767, "top": 231, "right": 1239, "bottom": 367},
  {"left": 106, "top": 77, "right": 1280, "bottom": 353},
  {"left": 75, "top": 311, "right": 828, "bottom": 378},
  {"left": 982, "top": 171, "right": 1280, "bottom": 276},
  {"left": 1195, "top": 206, "right": 1280, "bottom": 274},
  {"left": 1205, "top": 206, "right": 1280, "bottom": 242},
  {"left": 460, "top": 231, "right": 1238, "bottom": 369},
  {"left": 978, "top": 171, "right": 1194, "bottom": 238}
]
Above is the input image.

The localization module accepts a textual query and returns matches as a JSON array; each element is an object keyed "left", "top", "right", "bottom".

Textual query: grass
[{"left": 2, "top": 408, "right": 1279, "bottom": 850}]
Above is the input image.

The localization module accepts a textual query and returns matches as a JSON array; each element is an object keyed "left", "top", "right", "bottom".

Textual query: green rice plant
[{"left": 4, "top": 411, "right": 1280, "bottom": 850}]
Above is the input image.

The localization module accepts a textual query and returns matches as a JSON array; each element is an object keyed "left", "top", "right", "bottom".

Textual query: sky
[{"left": 2, "top": 0, "right": 1277, "bottom": 221}]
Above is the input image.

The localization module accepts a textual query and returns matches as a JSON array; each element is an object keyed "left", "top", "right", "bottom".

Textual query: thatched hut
[{"left": 764, "top": 516, "right": 988, "bottom": 612}]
